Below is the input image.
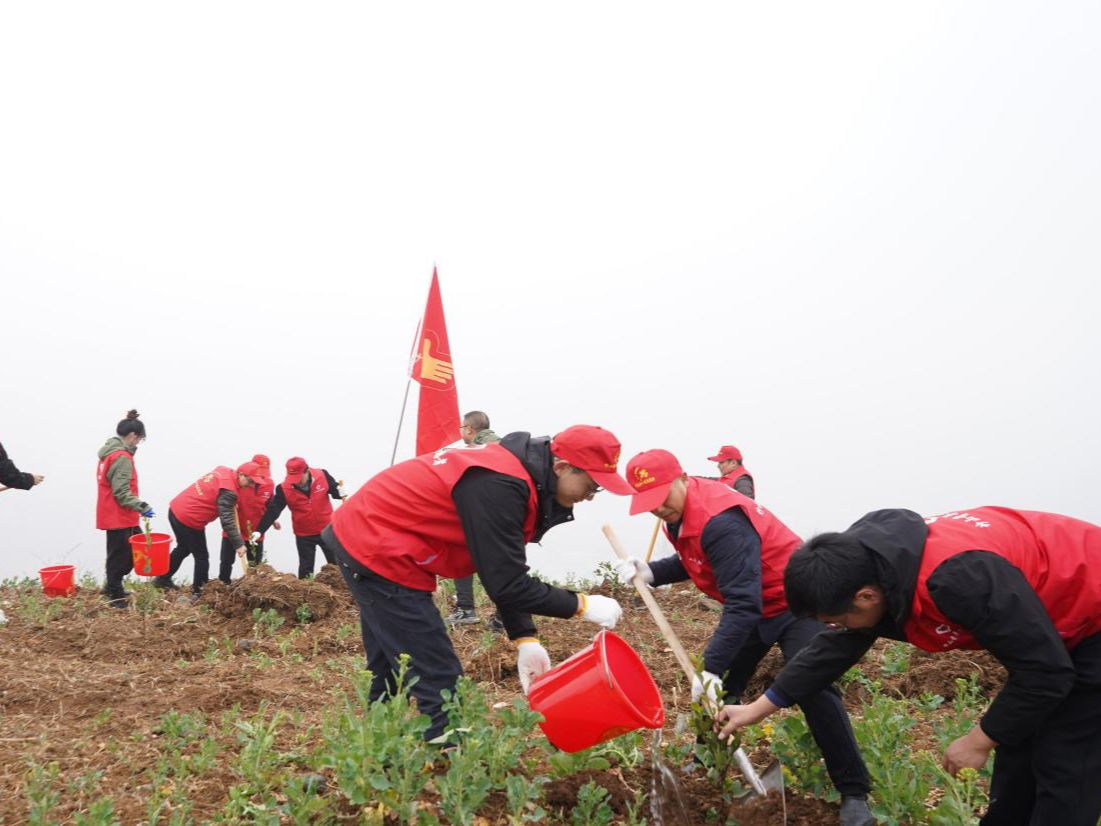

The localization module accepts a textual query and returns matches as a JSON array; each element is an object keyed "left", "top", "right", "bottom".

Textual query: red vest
[
  {"left": 227, "top": 478, "right": 274, "bottom": 539},
  {"left": 96, "top": 449, "right": 140, "bottom": 530},
  {"left": 666, "top": 477, "right": 800, "bottom": 616},
  {"left": 170, "top": 466, "right": 239, "bottom": 530},
  {"left": 720, "top": 467, "right": 753, "bottom": 489},
  {"left": 331, "top": 444, "right": 539, "bottom": 590},
  {"left": 904, "top": 507, "right": 1101, "bottom": 652},
  {"left": 282, "top": 468, "right": 335, "bottom": 537}
]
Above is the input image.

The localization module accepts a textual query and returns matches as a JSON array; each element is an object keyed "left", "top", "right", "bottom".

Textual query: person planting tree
[
  {"left": 218, "top": 453, "right": 277, "bottom": 583},
  {"left": 715, "top": 506, "right": 1101, "bottom": 826},
  {"left": 95, "top": 410, "right": 154, "bottom": 607},
  {"left": 616, "top": 449, "right": 874, "bottom": 826},
  {"left": 324, "top": 425, "right": 631, "bottom": 742}
]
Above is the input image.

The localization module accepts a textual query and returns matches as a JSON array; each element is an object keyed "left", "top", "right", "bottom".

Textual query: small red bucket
[
  {"left": 528, "top": 630, "right": 664, "bottom": 753},
  {"left": 39, "top": 564, "right": 76, "bottom": 597},
  {"left": 130, "top": 532, "right": 171, "bottom": 577}
]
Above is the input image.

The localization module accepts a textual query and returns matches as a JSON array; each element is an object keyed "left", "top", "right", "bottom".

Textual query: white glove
[
  {"left": 614, "top": 556, "right": 654, "bottom": 586},
  {"left": 516, "top": 639, "right": 552, "bottom": 694},
  {"left": 249, "top": 532, "right": 261, "bottom": 543},
  {"left": 578, "top": 594, "right": 623, "bottom": 629},
  {"left": 691, "top": 670, "right": 723, "bottom": 705}
]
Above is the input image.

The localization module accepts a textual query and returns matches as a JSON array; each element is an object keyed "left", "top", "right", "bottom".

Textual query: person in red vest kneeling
[
  {"left": 95, "top": 410, "right": 154, "bottom": 607},
  {"left": 716, "top": 507, "right": 1101, "bottom": 826},
  {"left": 157, "top": 462, "right": 268, "bottom": 595},
  {"left": 218, "top": 453, "right": 277, "bottom": 583},
  {"left": 255, "top": 457, "right": 344, "bottom": 579},
  {"left": 324, "top": 425, "right": 631, "bottom": 742},
  {"left": 618, "top": 449, "right": 873, "bottom": 826},
  {"left": 707, "top": 444, "right": 754, "bottom": 499}
]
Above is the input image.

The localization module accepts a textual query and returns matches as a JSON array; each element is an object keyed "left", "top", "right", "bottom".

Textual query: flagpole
[
  {"left": 389, "top": 267, "right": 434, "bottom": 466},
  {"left": 389, "top": 376, "right": 413, "bottom": 467}
]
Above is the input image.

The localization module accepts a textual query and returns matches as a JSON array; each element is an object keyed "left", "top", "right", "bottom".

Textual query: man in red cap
[
  {"left": 325, "top": 425, "right": 631, "bottom": 741},
  {"left": 158, "top": 461, "right": 268, "bottom": 595},
  {"left": 218, "top": 454, "right": 278, "bottom": 583},
  {"left": 617, "top": 449, "right": 873, "bottom": 826},
  {"left": 255, "top": 457, "right": 345, "bottom": 579},
  {"left": 707, "top": 444, "right": 754, "bottom": 499}
]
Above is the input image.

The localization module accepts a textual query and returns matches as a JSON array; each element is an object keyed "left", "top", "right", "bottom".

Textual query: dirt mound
[
  {"left": 312, "top": 562, "right": 351, "bottom": 599},
  {"left": 199, "top": 565, "right": 340, "bottom": 621}
]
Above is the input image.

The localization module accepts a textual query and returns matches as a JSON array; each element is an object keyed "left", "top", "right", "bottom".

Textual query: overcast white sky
[{"left": 2, "top": 2, "right": 1099, "bottom": 586}]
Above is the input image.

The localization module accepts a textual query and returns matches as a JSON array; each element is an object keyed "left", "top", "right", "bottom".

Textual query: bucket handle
[{"left": 598, "top": 630, "right": 614, "bottom": 690}]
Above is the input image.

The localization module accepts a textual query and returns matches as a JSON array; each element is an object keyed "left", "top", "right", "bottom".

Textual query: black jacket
[
  {"left": 0, "top": 441, "right": 34, "bottom": 490},
  {"left": 450, "top": 431, "right": 582, "bottom": 640},
  {"left": 768, "top": 508, "right": 1079, "bottom": 746}
]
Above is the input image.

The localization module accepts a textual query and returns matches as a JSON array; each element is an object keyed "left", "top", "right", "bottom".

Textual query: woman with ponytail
[{"left": 96, "top": 410, "right": 153, "bottom": 607}]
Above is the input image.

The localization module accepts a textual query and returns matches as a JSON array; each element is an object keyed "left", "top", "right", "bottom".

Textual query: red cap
[
  {"left": 236, "top": 461, "right": 267, "bottom": 486},
  {"left": 285, "top": 456, "right": 308, "bottom": 485},
  {"left": 252, "top": 454, "right": 271, "bottom": 478},
  {"left": 549, "top": 425, "right": 632, "bottom": 495},
  {"left": 626, "top": 449, "right": 684, "bottom": 515},
  {"left": 707, "top": 445, "right": 743, "bottom": 463}
]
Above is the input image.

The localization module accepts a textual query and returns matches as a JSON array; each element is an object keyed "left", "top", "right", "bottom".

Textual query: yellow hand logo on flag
[{"left": 419, "top": 338, "right": 454, "bottom": 384}]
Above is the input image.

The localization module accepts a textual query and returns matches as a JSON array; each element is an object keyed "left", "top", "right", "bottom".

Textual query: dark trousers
[
  {"left": 104, "top": 527, "right": 139, "bottom": 592},
  {"left": 218, "top": 537, "right": 264, "bottom": 583},
  {"left": 295, "top": 533, "right": 335, "bottom": 579},
  {"left": 981, "top": 631, "right": 1101, "bottom": 826},
  {"left": 166, "top": 509, "right": 210, "bottom": 593},
  {"left": 325, "top": 526, "right": 462, "bottom": 741},
  {"left": 722, "top": 614, "right": 870, "bottom": 797},
  {"left": 454, "top": 574, "right": 476, "bottom": 611}
]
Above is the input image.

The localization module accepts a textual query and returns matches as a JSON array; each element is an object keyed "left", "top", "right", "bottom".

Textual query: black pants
[
  {"left": 218, "top": 537, "right": 264, "bottom": 584},
  {"left": 981, "top": 631, "right": 1101, "bottom": 826},
  {"left": 104, "top": 527, "right": 139, "bottom": 592},
  {"left": 454, "top": 574, "right": 476, "bottom": 611},
  {"left": 325, "top": 526, "right": 462, "bottom": 741},
  {"left": 722, "top": 614, "right": 870, "bottom": 797},
  {"left": 166, "top": 509, "right": 210, "bottom": 594},
  {"left": 295, "top": 533, "right": 335, "bottom": 579}
]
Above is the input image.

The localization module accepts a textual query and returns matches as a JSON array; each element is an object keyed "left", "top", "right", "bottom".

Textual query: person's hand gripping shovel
[{"left": 603, "top": 525, "right": 784, "bottom": 804}]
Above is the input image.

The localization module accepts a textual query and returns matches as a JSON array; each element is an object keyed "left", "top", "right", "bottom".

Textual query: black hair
[
  {"left": 116, "top": 409, "right": 146, "bottom": 438},
  {"left": 784, "top": 532, "right": 880, "bottom": 617},
  {"left": 462, "top": 410, "right": 490, "bottom": 431}
]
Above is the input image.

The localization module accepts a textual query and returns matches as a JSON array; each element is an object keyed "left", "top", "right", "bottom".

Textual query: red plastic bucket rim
[{"left": 39, "top": 564, "right": 75, "bottom": 576}]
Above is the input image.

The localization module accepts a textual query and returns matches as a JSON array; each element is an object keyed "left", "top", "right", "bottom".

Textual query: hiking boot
[
  {"left": 840, "top": 795, "right": 875, "bottom": 826},
  {"left": 444, "top": 608, "right": 481, "bottom": 626},
  {"left": 487, "top": 613, "right": 506, "bottom": 635},
  {"left": 102, "top": 588, "right": 130, "bottom": 609},
  {"left": 152, "top": 575, "right": 178, "bottom": 590}
]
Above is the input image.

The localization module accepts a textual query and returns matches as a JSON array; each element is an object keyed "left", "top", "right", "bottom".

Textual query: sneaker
[
  {"left": 487, "top": 613, "right": 506, "bottom": 635},
  {"left": 152, "top": 575, "right": 178, "bottom": 591},
  {"left": 840, "top": 795, "right": 875, "bottom": 826},
  {"left": 444, "top": 608, "right": 481, "bottom": 626}
]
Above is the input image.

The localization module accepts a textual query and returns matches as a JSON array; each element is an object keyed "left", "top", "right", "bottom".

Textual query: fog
[{"left": 2, "top": 2, "right": 1099, "bottom": 587}]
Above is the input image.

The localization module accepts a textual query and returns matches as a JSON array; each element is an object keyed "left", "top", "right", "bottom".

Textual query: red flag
[{"left": 410, "top": 268, "right": 460, "bottom": 455}]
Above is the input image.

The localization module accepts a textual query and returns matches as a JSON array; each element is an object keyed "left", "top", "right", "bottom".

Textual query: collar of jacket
[
  {"left": 499, "top": 431, "right": 574, "bottom": 543},
  {"left": 845, "top": 508, "right": 929, "bottom": 630}
]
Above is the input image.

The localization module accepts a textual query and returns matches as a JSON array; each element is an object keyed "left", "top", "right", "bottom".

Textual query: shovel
[{"left": 603, "top": 525, "right": 784, "bottom": 799}]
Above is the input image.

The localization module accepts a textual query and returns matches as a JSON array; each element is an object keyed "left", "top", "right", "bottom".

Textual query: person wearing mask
[
  {"left": 617, "top": 449, "right": 873, "bottom": 826},
  {"left": 95, "top": 410, "right": 154, "bottom": 607},
  {"left": 446, "top": 410, "right": 503, "bottom": 627},
  {"left": 156, "top": 462, "right": 267, "bottom": 595},
  {"left": 0, "top": 438, "right": 44, "bottom": 492},
  {"left": 715, "top": 506, "right": 1101, "bottom": 826},
  {"left": 707, "top": 444, "right": 754, "bottom": 499},
  {"left": 255, "top": 457, "right": 344, "bottom": 579},
  {"left": 326, "top": 424, "right": 631, "bottom": 741},
  {"left": 218, "top": 453, "right": 277, "bottom": 583}
]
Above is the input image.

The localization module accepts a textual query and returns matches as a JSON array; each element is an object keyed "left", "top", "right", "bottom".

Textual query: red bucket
[
  {"left": 39, "top": 564, "right": 76, "bottom": 597},
  {"left": 528, "top": 630, "right": 664, "bottom": 753},
  {"left": 130, "top": 532, "right": 171, "bottom": 577}
]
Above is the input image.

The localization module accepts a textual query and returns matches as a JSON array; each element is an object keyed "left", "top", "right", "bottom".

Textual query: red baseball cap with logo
[
  {"left": 549, "top": 425, "right": 632, "bottom": 495},
  {"left": 252, "top": 454, "right": 272, "bottom": 478},
  {"left": 707, "top": 445, "right": 743, "bottom": 462},
  {"left": 285, "top": 457, "right": 308, "bottom": 485},
  {"left": 236, "top": 461, "right": 267, "bottom": 486},
  {"left": 626, "top": 449, "right": 685, "bottom": 515}
]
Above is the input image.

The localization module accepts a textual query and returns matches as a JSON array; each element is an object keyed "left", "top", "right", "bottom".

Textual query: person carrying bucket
[
  {"left": 324, "top": 425, "right": 631, "bottom": 742},
  {"left": 95, "top": 410, "right": 154, "bottom": 607},
  {"left": 1, "top": 438, "right": 44, "bottom": 492},
  {"left": 218, "top": 453, "right": 276, "bottom": 583},
  {"left": 156, "top": 461, "right": 268, "bottom": 595},
  {"left": 617, "top": 449, "right": 874, "bottom": 826},
  {"left": 715, "top": 506, "right": 1101, "bottom": 826},
  {"left": 254, "top": 457, "right": 345, "bottom": 579}
]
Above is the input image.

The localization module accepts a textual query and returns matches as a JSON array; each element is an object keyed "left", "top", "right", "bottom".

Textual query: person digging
[{"left": 617, "top": 449, "right": 874, "bottom": 826}]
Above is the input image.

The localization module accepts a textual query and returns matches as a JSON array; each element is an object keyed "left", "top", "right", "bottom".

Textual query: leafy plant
[
  {"left": 25, "top": 760, "right": 61, "bottom": 826},
  {"left": 571, "top": 781, "right": 614, "bottom": 826},
  {"left": 252, "top": 607, "right": 285, "bottom": 636},
  {"left": 505, "top": 774, "right": 548, "bottom": 824},
  {"left": 295, "top": 603, "right": 313, "bottom": 624}
]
